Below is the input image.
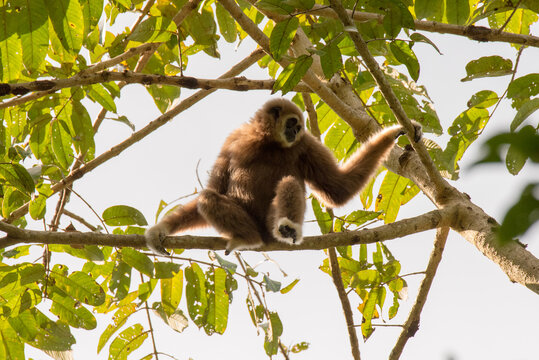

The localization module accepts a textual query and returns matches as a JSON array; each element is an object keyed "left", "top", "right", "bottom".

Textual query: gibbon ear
[{"left": 268, "top": 106, "right": 281, "bottom": 120}]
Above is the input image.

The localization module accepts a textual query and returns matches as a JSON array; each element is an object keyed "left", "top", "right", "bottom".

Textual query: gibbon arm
[{"left": 300, "top": 126, "right": 409, "bottom": 208}]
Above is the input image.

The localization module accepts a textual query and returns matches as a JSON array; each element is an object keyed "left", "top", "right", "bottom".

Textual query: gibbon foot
[
  {"left": 273, "top": 218, "right": 303, "bottom": 245},
  {"left": 145, "top": 224, "right": 171, "bottom": 256},
  {"left": 279, "top": 225, "right": 297, "bottom": 243}
]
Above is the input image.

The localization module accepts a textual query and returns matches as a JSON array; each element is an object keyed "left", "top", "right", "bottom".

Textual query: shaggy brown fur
[{"left": 145, "top": 98, "right": 422, "bottom": 255}]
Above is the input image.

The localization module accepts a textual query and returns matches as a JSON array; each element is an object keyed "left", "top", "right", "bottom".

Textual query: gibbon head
[{"left": 256, "top": 98, "right": 305, "bottom": 148}]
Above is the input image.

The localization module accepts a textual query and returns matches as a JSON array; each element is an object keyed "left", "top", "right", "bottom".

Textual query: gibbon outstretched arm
[{"left": 300, "top": 123, "right": 421, "bottom": 208}]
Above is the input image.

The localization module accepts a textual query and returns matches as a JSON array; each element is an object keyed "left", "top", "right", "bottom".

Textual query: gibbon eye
[{"left": 269, "top": 106, "right": 281, "bottom": 120}]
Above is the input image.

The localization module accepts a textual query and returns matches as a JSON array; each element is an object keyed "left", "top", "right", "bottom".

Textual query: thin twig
[
  {"left": 62, "top": 209, "right": 98, "bottom": 232},
  {"left": 140, "top": 273, "right": 160, "bottom": 360},
  {"left": 497, "top": 0, "right": 524, "bottom": 33},
  {"left": 328, "top": 247, "right": 361, "bottom": 360},
  {"left": 389, "top": 227, "right": 449, "bottom": 360}
]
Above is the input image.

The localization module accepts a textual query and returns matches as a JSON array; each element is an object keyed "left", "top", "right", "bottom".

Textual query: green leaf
[
  {"left": 109, "top": 324, "right": 147, "bottom": 359},
  {"left": 102, "top": 205, "right": 148, "bottom": 226},
  {"left": 382, "top": 0, "right": 415, "bottom": 38},
  {"left": 214, "top": 253, "right": 237, "bottom": 274},
  {"left": 52, "top": 270, "right": 105, "bottom": 306},
  {"left": 51, "top": 120, "right": 74, "bottom": 170},
  {"left": 461, "top": 56, "right": 513, "bottom": 82},
  {"left": 264, "top": 312, "right": 283, "bottom": 356},
  {"left": 185, "top": 263, "right": 208, "bottom": 328},
  {"left": 138, "top": 278, "right": 157, "bottom": 302},
  {"left": 184, "top": 8, "right": 219, "bottom": 58},
  {"left": 273, "top": 55, "right": 313, "bottom": 95},
  {"left": 263, "top": 274, "right": 282, "bottom": 292},
  {"left": 161, "top": 269, "right": 183, "bottom": 316},
  {"left": 497, "top": 183, "right": 539, "bottom": 243},
  {"left": 375, "top": 172, "right": 409, "bottom": 223},
  {"left": 12, "top": 309, "right": 76, "bottom": 351},
  {"left": 154, "top": 262, "right": 181, "bottom": 279},
  {"left": 506, "top": 143, "right": 527, "bottom": 175},
  {"left": 388, "top": 292, "right": 400, "bottom": 319},
  {"left": 361, "top": 287, "right": 379, "bottom": 340},
  {"left": 414, "top": 0, "right": 443, "bottom": 20},
  {"left": 29, "top": 195, "right": 47, "bottom": 220},
  {"left": 344, "top": 210, "right": 382, "bottom": 226},
  {"left": 45, "top": 0, "right": 84, "bottom": 57},
  {"left": 445, "top": 0, "right": 470, "bottom": 25},
  {"left": 352, "top": 269, "right": 380, "bottom": 289},
  {"left": 147, "top": 84, "right": 181, "bottom": 114},
  {"left": 0, "top": 164, "right": 35, "bottom": 195},
  {"left": 0, "top": 4, "right": 23, "bottom": 82},
  {"left": 320, "top": 40, "right": 343, "bottom": 79},
  {"left": 409, "top": 33, "right": 442, "bottom": 55},
  {"left": 70, "top": 101, "right": 96, "bottom": 157},
  {"left": 311, "top": 197, "right": 332, "bottom": 234},
  {"left": 50, "top": 293, "right": 97, "bottom": 330},
  {"left": 98, "top": 304, "right": 137, "bottom": 353},
  {"left": 216, "top": 2, "right": 237, "bottom": 43},
  {"left": 270, "top": 17, "right": 299, "bottom": 61},
  {"left": 87, "top": 84, "right": 117, "bottom": 112},
  {"left": 467, "top": 90, "right": 499, "bottom": 109},
  {"left": 120, "top": 248, "right": 154, "bottom": 277},
  {"left": 205, "top": 267, "right": 229, "bottom": 335},
  {"left": 324, "top": 120, "right": 357, "bottom": 160},
  {"left": 129, "top": 16, "right": 177, "bottom": 43},
  {"left": 280, "top": 279, "right": 300, "bottom": 294},
  {"left": 17, "top": 0, "right": 49, "bottom": 73},
  {"left": 507, "top": 74, "right": 539, "bottom": 102},
  {"left": 475, "top": 125, "right": 539, "bottom": 166},
  {"left": 389, "top": 40, "right": 420, "bottom": 81},
  {"left": 110, "top": 260, "right": 132, "bottom": 300},
  {"left": 511, "top": 98, "right": 539, "bottom": 132},
  {"left": 256, "top": 0, "right": 294, "bottom": 14},
  {"left": 1, "top": 318, "right": 26, "bottom": 359}
]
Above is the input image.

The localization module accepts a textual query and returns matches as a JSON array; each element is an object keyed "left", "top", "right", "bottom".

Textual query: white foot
[{"left": 273, "top": 218, "right": 303, "bottom": 245}]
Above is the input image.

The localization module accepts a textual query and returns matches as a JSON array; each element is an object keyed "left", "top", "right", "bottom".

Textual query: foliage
[{"left": 0, "top": 0, "right": 537, "bottom": 358}]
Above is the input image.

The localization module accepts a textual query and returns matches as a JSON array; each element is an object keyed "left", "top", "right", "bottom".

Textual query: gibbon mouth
[{"left": 284, "top": 117, "right": 302, "bottom": 143}]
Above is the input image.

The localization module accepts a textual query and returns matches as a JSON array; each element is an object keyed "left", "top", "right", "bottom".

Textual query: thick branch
[
  {"left": 309, "top": 5, "right": 539, "bottom": 48},
  {"left": 3, "top": 49, "right": 265, "bottom": 223},
  {"left": 389, "top": 227, "right": 449, "bottom": 360},
  {"left": 0, "top": 208, "right": 452, "bottom": 250},
  {"left": 0, "top": 72, "right": 310, "bottom": 104}
]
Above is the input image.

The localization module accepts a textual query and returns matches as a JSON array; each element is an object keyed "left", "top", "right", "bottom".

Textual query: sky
[{"left": 23, "top": 16, "right": 539, "bottom": 360}]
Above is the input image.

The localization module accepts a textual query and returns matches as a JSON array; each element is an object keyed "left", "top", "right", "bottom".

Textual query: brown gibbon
[{"left": 145, "top": 98, "right": 422, "bottom": 255}]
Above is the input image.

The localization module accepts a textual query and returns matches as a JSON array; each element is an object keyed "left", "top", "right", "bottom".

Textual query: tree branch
[
  {"left": 0, "top": 72, "right": 311, "bottom": 104},
  {"left": 389, "top": 227, "right": 449, "bottom": 360},
  {"left": 328, "top": 0, "right": 450, "bottom": 203},
  {"left": 0, "top": 207, "right": 453, "bottom": 250},
  {"left": 3, "top": 49, "right": 265, "bottom": 223},
  {"left": 308, "top": 5, "right": 539, "bottom": 48}
]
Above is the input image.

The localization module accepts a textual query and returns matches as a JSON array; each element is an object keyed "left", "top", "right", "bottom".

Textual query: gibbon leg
[
  {"left": 145, "top": 199, "right": 206, "bottom": 255},
  {"left": 197, "top": 189, "right": 263, "bottom": 254},
  {"left": 268, "top": 176, "right": 306, "bottom": 245}
]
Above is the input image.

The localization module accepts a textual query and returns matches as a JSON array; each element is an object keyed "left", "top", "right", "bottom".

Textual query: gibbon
[{"left": 145, "top": 98, "right": 422, "bottom": 255}]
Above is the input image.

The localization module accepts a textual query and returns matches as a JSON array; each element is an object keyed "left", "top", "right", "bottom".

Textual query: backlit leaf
[
  {"left": 461, "top": 56, "right": 513, "bottom": 82},
  {"left": 129, "top": 16, "right": 177, "bottom": 43},
  {"left": 102, "top": 205, "right": 148, "bottom": 226},
  {"left": 270, "top": 17, "right": 299, "bottom": 60},
  {"left": 273, "top": 55, "right": 313, "bottom": 95}
]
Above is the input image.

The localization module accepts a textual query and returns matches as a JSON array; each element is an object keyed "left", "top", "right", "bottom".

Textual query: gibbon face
[{"left": 258, "top": 98, "right": 305, "bottom": 148}]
